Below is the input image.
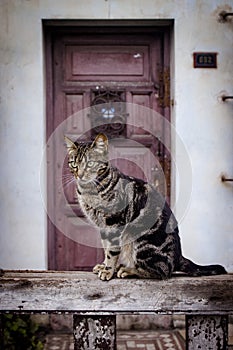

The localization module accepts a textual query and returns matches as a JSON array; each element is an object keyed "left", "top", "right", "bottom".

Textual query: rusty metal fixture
[
  {"left": 222, "top": 95, "right": 233, "bottom": 101},
  {"left": 219, "top": 11, "right": 233, "bottom": 22},
  {"left": 221, "top": 174, "right": 233, "bottom": 182},
  {"left": 158, "top": 67, "right": 170, "bottom": 108}
]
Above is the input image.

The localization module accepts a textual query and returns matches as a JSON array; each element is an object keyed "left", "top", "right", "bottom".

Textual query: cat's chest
[
  {"left": 79, "top": 190, "right": 119, "bottom": 214},
  {"left": 77, "top": 179, "right": 135, "bottom": 227},
  {"left": 78, "top": 193, "right": 114, "bottom": 228}
]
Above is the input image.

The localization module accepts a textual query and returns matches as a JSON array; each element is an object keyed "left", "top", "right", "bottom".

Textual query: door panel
[
  {"left": 65, "top": 45, "right": 149, "bottom": 80},
  {"left": 110, "top": 140, "right": 157, "bottom": 183},
  {"left": 65, "top": 93, "right": 90, "bottom": 135},
  {"left": 46, "top": 25, "right": 171, "bottom": 271}
]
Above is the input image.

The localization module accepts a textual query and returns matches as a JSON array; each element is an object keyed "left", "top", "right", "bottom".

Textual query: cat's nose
[{"left": 77, "top": 169, "right": 84, "bottom": 179}]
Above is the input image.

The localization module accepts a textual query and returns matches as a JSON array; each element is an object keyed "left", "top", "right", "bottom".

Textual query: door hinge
[{"left": 158, "top": 67, "right": 171, "bottom": 108}]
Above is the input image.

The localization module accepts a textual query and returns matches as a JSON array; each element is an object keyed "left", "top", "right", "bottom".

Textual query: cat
[{"left": 65, "top": 133, "right": 227, "bottom": 281}]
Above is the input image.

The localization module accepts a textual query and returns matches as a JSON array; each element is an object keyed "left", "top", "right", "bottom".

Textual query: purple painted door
[{"left": 46, "top": 24, "right": 171, "bottom": 270}]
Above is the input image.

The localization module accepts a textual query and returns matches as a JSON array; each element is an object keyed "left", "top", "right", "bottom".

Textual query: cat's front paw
[
  {"left": 117, "top": 266, "right": 137, "bottom": 278},
  {"left": 98, "top": 268, "right": 114, "bottom": 281},
  {"left": 93, "top": 264, "right": 105, "bottom": 274}
]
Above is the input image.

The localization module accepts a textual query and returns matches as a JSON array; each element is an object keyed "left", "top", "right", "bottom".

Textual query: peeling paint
[
  {"left": 187, "top": 315, "right": 228, "bottom": 350},
  {"left": 74, "top": 315, "right": 116, "bottom": 350}
]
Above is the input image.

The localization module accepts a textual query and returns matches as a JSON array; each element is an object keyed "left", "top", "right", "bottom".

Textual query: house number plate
[{"left": 193, "top": 52, "right": 217, "bottom": 68}]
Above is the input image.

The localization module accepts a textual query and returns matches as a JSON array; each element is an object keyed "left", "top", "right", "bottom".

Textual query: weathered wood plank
[{"left": 0, "top": 271, "right": 232, "bottom": 314}]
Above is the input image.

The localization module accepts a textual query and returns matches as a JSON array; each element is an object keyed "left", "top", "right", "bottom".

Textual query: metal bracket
[
  {"left": 222, "top": 95, "right": 233, "bottom": 101},
  {"left": 221, "top": 174, "right": 233, "bottom": 182},
  {"left": 219, "top": 11, "right": 233, "bottom": 22}
]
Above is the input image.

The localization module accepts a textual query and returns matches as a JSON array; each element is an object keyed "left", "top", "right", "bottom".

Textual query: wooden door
[{"left": 46, "top": 24, "right": 171, "bottom": 270}]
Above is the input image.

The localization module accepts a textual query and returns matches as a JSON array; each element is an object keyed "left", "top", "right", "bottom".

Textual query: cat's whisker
[
  {"left": 64, "top": 179, "right": 76, "bottom": 189},
  {"left": 62, "top": 176, "right": 74, "bottom": 184},
  {"left": 63, "top": 176, "right": 76, "bottom": 185},
  {"left": 58, "top": 175, "right": 76, "bottom": 190},
  {"left": 61, "top": 174, "right": 74, "bottom": 182}
]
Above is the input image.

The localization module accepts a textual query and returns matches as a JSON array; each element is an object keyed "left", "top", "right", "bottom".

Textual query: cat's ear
[
  {"left": 64, "top": 136, "right": 78, "bottom": 154},
  {"left": 92, "top": 133, "right": 108, "bottom": 154}
]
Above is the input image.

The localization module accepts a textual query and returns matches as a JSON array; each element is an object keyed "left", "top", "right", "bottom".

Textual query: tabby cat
[{"left": 65, "top": 133, "right": 227, "bottom": 281}]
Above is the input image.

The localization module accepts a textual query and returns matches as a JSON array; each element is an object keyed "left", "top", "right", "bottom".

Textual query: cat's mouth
[
  {"left": 77, "top": 177, "right": 90, "bottom": 184},
  {"left": 77, "top": 176, "right": 96, "bottom": 186}
]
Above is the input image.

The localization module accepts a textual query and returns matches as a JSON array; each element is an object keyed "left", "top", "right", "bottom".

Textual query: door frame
[{"left": 44, "top": 19, "right": 174, "bottom": 270}]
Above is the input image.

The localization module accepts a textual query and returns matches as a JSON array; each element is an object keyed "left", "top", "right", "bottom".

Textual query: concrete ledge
[{"left": 0, "top": 271, "right": 232, "bottom": 314}]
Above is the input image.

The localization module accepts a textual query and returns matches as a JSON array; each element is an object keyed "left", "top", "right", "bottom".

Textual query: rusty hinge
[{"left": 158, "top": 67, "right": 171, "bottom": 108}]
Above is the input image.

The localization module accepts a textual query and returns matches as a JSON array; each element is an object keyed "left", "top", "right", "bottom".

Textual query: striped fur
[{"left": 65, "top": 134, "right": 227, "bottom": 281}]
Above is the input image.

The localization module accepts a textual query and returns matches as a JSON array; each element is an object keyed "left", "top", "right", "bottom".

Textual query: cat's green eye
[
  {"left": 69, "top": 161, "right": 77, "bottom": 169},
  {"left": 87, "top": 161, "right": 95, "bottom": 168}
]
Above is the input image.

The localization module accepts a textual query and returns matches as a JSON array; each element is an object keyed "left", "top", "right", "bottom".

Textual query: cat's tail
[{"left": 178, "top": 256, "right": 227, "bottom": 276}]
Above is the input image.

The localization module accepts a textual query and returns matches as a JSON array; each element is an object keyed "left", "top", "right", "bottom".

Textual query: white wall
[{"left": 0, "top": 0, "right": 232, "bottom": 271}]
